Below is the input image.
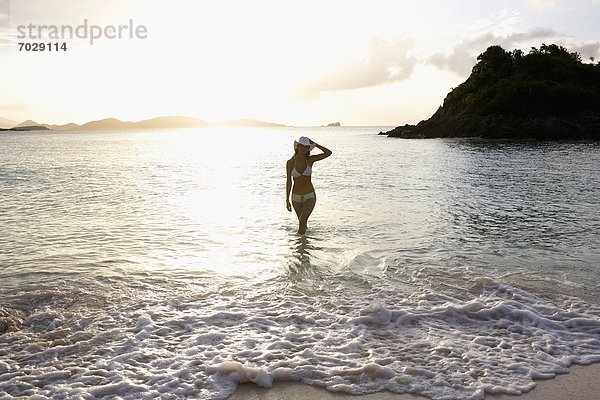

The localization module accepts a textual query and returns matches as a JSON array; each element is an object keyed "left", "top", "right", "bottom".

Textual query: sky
[{"left": 0, "top": 0, "right": 599, "bottom": 126}]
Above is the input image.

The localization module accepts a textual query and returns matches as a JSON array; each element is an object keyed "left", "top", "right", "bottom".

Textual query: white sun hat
[{"left": 294, "top": 136, "right": 315, "bottom": 151}]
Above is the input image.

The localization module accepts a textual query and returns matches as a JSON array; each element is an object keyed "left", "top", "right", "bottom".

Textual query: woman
[{"left": 286, "top": 136, "right": 332, "bottom": 234}]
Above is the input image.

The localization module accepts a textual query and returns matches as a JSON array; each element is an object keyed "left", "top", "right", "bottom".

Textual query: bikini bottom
[{"left": 291, "top": 192, "right": 315, "bottom": 204}]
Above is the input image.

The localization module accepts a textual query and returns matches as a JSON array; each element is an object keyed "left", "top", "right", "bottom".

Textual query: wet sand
[{"left": 229, "top": 363, "right": 600, "bottom": 400}]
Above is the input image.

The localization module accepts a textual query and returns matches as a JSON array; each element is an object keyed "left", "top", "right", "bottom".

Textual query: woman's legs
[
  {"left": 292, "top": 197, "right": 316, "bottom": 235},
  {"left": 292, "top": 200, "right": 302, "bottom": 220},
  {"left": 298, "top": 198, "right": 316, "bottom": 234}
]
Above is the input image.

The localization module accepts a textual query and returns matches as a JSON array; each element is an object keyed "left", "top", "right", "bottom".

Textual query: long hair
[{"left": 292, "top": 147, "right": 310, "bottom": 160}]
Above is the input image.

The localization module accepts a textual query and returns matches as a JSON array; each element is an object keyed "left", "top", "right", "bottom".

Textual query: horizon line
[{"left": 2, "top": 114, "right": 402, "bottom": 130}]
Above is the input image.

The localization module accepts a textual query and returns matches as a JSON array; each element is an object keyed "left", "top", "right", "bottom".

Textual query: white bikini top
[{"left": 291, "top": 163, "right": 312, "bottom": 178}]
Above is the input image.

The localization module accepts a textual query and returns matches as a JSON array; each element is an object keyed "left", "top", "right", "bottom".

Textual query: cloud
[
  {"left": 0, "top": 102, "right": 26, "bottom": 112},
  {"left": 427, "top": 28, "right": 558, "bottom": 76},
  {"left": 296, "top": 36, "right": 417, "bottom": 100},
  {"left": 0, "top": 28, "right": 10, "bottom": 48},
  {"left": 0, "top": 0, "right": 8, "bottom": 20},
  {"left": 0, "top": 0, "right": 9, "bottom": 47},
  {"left": 527, "top": 0, "right": 558, "bottom": 10},
  {"left": 558, "top": 41, "right": 600, "bottom": 60}
]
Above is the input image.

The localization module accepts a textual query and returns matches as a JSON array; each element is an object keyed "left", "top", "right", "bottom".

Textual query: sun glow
[
  {"left": 2, "top": 0, "right": 599, "bottom": 125},
  {"left": 2, "top": 0, "right": 451, "bottom": 125}
]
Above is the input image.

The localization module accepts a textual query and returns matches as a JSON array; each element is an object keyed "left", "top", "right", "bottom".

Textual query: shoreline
[{"left": 229, "top": 362, "right": 600, "bottom": 400}]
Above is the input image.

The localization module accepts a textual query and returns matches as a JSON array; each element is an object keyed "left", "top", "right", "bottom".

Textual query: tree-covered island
[{"left": 382, "top": 44, "right": 600, "bottom": 139}]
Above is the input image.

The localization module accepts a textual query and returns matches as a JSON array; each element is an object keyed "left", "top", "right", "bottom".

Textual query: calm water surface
[{"left": 1, "top": 127, "right": 599, "bottom": 399}]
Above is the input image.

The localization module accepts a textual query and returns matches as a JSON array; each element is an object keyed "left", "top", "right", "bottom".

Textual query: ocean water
[{"left": 1, "top": 127, "right": 599, "bottom": 400}]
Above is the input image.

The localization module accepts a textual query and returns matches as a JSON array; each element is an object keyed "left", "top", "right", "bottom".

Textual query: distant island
[
  {"left": 381, "top": 44, "right": 600, "bottom": 140},
  {"left": 323, "top": 122, "right": 341, "bottom": 127},
  {"left": 0, "top": 115, "right": 287, "bottom": 131},
  {"left": 0, "top": 125, "right": 50, "bottom": 131}
]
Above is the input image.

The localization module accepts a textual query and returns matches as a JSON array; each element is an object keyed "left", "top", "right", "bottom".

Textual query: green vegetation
[{"left": 443, "top": 44, "right": 600, "bottom": 117}]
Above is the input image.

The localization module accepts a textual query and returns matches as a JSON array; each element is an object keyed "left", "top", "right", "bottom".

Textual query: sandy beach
[{"left": 230, "top": 363, "right": 600, "bottom": 400}]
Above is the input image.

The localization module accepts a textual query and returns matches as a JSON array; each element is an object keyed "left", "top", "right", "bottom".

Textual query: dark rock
[{"left": 383, "top": 113, "right": 600, "bottom": 140}]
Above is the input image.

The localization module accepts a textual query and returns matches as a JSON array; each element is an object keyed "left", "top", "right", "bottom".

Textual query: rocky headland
[{"left": 381, "top": 44, "right": 600, "bottom": 140}]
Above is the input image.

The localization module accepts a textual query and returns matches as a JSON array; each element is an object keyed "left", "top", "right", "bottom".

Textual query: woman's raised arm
[{"left": 309, "top": 142, "right": 332, "bottom": 162}]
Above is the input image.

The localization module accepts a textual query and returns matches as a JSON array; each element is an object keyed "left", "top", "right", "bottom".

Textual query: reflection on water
[
  {"left": 1, "top": 128, "right": 599, "bottom": 297},
  {"left": 284, "top": 233, "right": 338, "bottom": 297},
  {"left": 286, "top": 236, "right": 313, "bottom": 279},
  {"left": 291, "top": 234, "right": 312, "bottom": 263},
  {"left": 1, "top": 128, "right": 600, "bottom": 399}
]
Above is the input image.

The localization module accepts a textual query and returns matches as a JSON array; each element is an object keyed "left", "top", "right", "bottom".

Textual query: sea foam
[{"left": 1, "top": 277, "right": 599, "bottom": 400}]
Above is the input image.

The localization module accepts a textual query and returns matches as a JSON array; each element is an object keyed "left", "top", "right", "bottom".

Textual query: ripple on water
[{"left": 1, "top": 129, "right": 599, "bottom": 399}]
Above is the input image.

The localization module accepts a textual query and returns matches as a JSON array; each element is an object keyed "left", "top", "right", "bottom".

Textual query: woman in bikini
[{"left": 286, "top": 136, "right": 332, "bottom": 234}]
